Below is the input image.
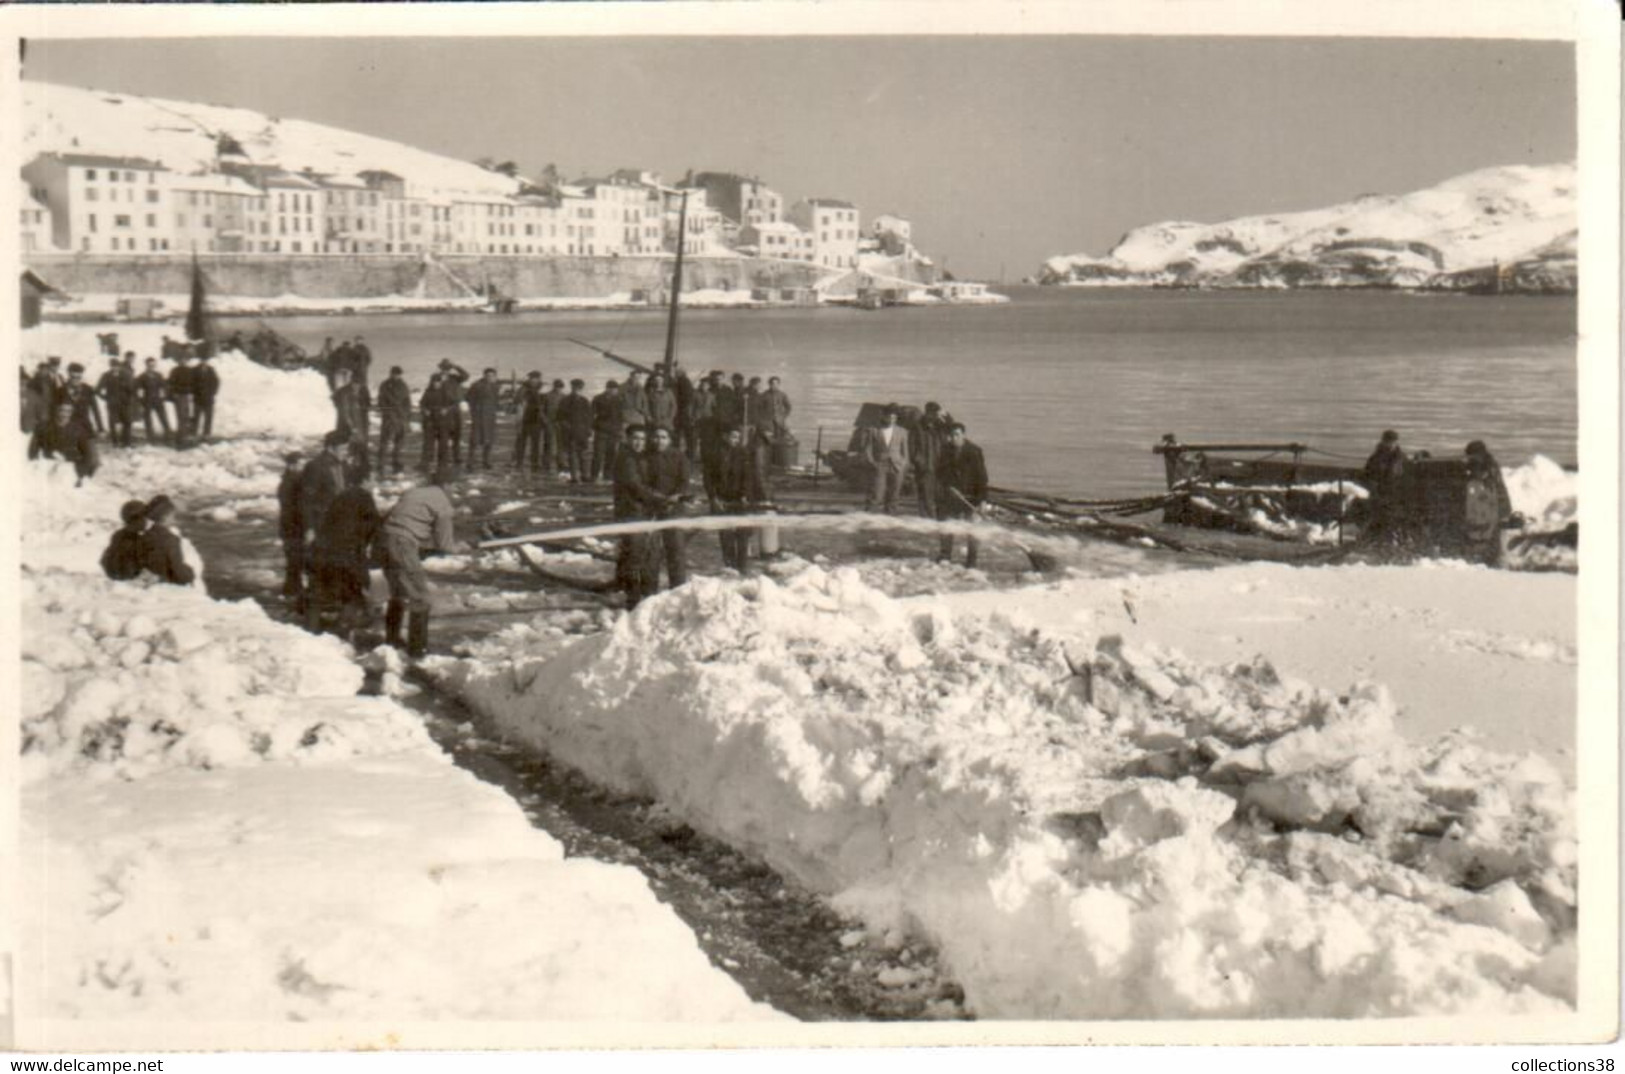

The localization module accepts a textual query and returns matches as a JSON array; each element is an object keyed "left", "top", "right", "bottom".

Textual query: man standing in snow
[
  {"left": 168, "top": 352, "right": 196, "bottom": 448},
  {"left": 138, "top": 495, "right": 196, "bottom": 586},
  {"left": 62, "top": 363, "right": 104, "bottom": 437},
  {"left": 710, "top": 424, "right": 770, "bottom": 573},
  {"left": 193, "top": 352, "right": 221, "bottom": 440},
  {"left": 619, "top": 369, "right": 648, "bottom": 432},
  {"left": 1361, "top": 429, "right": 1409, "bottom": 549},
  {"left": 644, "top": 373, "right": 678, "bottom": 435},
  {"left": 101, "top": 500, "right": 149, "bottom": 581},
  {"left": 277, "top": 451, "right": 307, "bottom": 611},
  {"left": 644, "top": 425, "right": 691, "bottom": 592},
  {"left": 377, "top": 366, "right": 413, "bottom": 475},
  {"left": 300, "top": 433, "right": 351, "bottom": 569},
  {"left": 541, "top": 377, "right": 566, "bottom": 475},
  {"left": 137, "top": 356, "right": 172, "bottom": 445},
  {"left": 935, "top": 422, "right": 989, "bottom": 569},
  {"left": 512, "top": 370, "right": 546, "bottom": 474},
  {"left": 863, "top": 404, "right": 910, "bottom": 514},
  {"left": 562, "top": 378, "right": 594, "bottom": 484},
  {"left": 381, "top": 467, "right": 470, "bottom": 657},
  {"left": 466, "top": 367, "right": 502, "bottom": 470},
  {"left": 591, "top": 379, "right": 623, "bottom": 483},
  {"left": 307, "top": 467, "right": 382, "bottom": 640},
  {"left": 910, "top": 401, "right": 949, "bottom": 519},
  {"left": 437, "top": 359, "right": 471, "bottom": 466},
  {"left": 611, "top": 424, "right": 659, "bottom": 609},
  {"left": 761, "top": 376, "right": 793, "bottom": 445},
  {"left": 97, "top": 354, "right": 136, "bottom": 448},
  {"left": 43, "top": 401, "right": 99, "bottom": 485}
]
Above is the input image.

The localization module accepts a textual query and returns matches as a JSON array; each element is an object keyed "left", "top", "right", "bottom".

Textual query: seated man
[{"left": 138, "top": 495, "right": 196, "bottom": 586}]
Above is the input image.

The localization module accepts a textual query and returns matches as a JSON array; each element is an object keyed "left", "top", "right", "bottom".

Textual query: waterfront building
[
  {"left": 788, "top": 198, "right": 861, "bottom": 270},
  {"left": 870, "top": 213, "right": 914, "bottom": 256},
  {"left": 515, "top": 193, "right": 565, "bottom": 255},
  {"left": 167, "top": 172, "right": 263, "bottom": 254},
  {"left": 320, "top": 173, "right": 386, "bottom": 254},
  {"left": 579, "top": 175, "right": 663, "bottom": 255},
  {"left": 663, "top": 186, "right": 724, "bottom": 256},
  {"left": 692, "top": 172, "right": 785, "bottom": 230},
  {"left": 22, "top": 152, "right": 170, "bottom": 254},
  {"left": 223, "top": 163, "right": 328, "bottom": 255},
  {"left": 740, "top": 220, "right": 814, "bottom": 263},
  {"left": 20, "top": 180, "right": 54, "bottom": 252}
]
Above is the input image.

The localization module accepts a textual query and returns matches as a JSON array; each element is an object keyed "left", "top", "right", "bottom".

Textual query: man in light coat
[{"left": 863, "top": 404, "right": 910, "bottom": 514}]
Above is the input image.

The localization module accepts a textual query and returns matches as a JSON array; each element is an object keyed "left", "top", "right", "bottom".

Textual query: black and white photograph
[{"left": 3, "top": 0, "right": 1618, "bottom": 1057}]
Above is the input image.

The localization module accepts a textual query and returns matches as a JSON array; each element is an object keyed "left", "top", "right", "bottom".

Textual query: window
[
  {"left": 292, "top": 241, "right": 302, "bottom": 253},
  {"left": 125, "top": 171, "right": 136, "bottom": 183},
  {"left": 85, "top": 188, "right": 99, "bottom": 202},
  {"left": 203, "top": 214, "right": 213, "bottom": 228},
  {"left": 114, "top": 214, "right": 131, "bottom": 228},
  {"left": 146, "top": 189, "right": 159, "bottom": 204},
  {"left": 86, "top": 169, "right": 98, "bottom": 180},
  {"left": 87, "top": 213, "right": 98, "bottom": 232},
  {"left": 146, "top": 214, "right": 157, "bottom": 227},
  {"left": 110, "top": 237, "right": 119, "bottom": 251}
]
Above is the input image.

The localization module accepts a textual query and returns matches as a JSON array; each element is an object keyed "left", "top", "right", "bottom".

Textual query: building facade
[
  {"left": 20, "top": 180, "right": 54, "bottom": 252},
  {"left": 788, "top": 198, "right": 861, "bottom": 270},
  {"left": 22, "top": 152, "right": 170, "bottom": 254}
]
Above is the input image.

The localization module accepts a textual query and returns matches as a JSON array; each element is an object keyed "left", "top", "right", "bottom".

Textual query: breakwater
[{"left": 23, "top": 252, "right": 936, "bottom": 302}]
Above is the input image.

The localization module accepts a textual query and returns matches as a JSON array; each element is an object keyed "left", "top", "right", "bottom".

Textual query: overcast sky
[{"left": 23, "top": 35, "right": 1575, "bottom": 279}]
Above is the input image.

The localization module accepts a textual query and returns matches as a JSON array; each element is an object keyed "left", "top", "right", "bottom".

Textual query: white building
[
  {"left": 789, "top": 198, "right": 861, "bottom": 270},
  {"left": 22, "top": 152, "right": 171, "bottom": 254},
  {"left": 166, "top": 172, "right": 263, "bottom": 254},
  {"left": 19, "top": 179, "right": 54, "bottom": 252},
  {"left": 740, "top": 220, "right": 814, "bottom": 263}
]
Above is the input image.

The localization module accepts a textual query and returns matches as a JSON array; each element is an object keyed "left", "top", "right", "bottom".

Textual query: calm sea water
[{"left": 227, "top": 286, "right": 1577, "bottom": 499}]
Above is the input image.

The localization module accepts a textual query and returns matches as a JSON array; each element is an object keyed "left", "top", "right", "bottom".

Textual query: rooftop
[{"left": 34, "top": 151, "right": 165, "bottom": 171}]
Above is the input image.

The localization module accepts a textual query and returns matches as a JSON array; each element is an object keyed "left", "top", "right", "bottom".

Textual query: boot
[
  {"left": 406, "top": 610, "right": 430, "bottom": 659},
  {"left": 384, "top": 600, "right": 405, "bottom": 649}
]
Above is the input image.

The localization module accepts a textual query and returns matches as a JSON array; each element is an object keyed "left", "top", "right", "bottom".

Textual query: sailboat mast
[{"left": 663, "top": 189, "right": 688, "bottom": 377}]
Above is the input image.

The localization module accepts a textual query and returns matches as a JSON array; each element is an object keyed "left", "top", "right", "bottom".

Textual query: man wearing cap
[
  {"left": 137, "top": 356, "right": 172, "bottom": 445},
  {"left": 619, "top": 370, "right": 648, "bottom": 432},
  {"left": 645, "top": 373, "right": 678, "bottom": 435},
  {"left": 97, "top": 354, "right": 137, "bottom": 448},
  {"left": 100, "top": 500, "right": 149, "bottom": 581},
  {"left": 168, "top": 351, "right": 196, "bottom": 448},
  {"left": 193, "top": 352, "right": 221, "bottom": 440},
  {"left": 687, "top": 373, "right": 715, "bottom": 465},
  {"left": 592, "top": 379, "right": 623, "bottom": 483},
  {"left": 513, "top": 371, "right": 547, "bottom": 473},
  {"left": 644, "top": 425, "right": 692, "bottom": 592},
  {"left": 62, "top": 363, "right": 104, "bottom": 436},
  {"left": 909, "top": 401, "right": 949, "bottom": 519},
  {"left": 562, "top": 378, "right": 594, "bottom": 484},
  {"left": 1361, "top": 430, "right": 1409, "bottom": 548},
  {"left": 418, "top": 372, "right": 447, "bottom": 471},
  {"left": 300, "top": 433, "right": 351, "bottom": 571},
  {"left": 139, "top": 495, "right": 196, "bottom": 586},
  {"left": 439, "top": 360, "right": 469, "bottom": 465},
  {"left": 45, "top": 400, "right": 100, "bottom": 485},
  {"left": 863, "top": 404, "right": 910, "bottom": 514},
  {"left": 541, "top": 377, "right": 567, "bottom": 475},
  {"left": 612, "top": 424, "right": 659, "bottom": 609},
  {"left": 761, "top": 376, "right": 792, "bottom": 445},
  {"left": 277, "top": 450, "right": 308, "bottom": 609},
  {"left": 307, "top": 450, "right": 382, "bottom": 639},
  {"left": 377, "top": 366, "right": 413, "bottom": 475},
  {"left": 935, "top": 422, "right": 989, "bottom": 569},
  {"left": 31, "top": 356, "right": 65, "bottom": 413},
  {"left": 466, "top": 368, "right": 502, "bottom": 470},
  {"left": 710, "top": 424, "right": 770, "bottom": 573},
  {"left": 1462, "top": 440, "right": 1514, "bottom": 567},
  {"left": 381, "top": 467, "right": 470, "bottom": 657}
]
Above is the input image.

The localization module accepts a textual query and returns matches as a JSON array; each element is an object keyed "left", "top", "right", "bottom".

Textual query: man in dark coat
[
  {"left": 193, "top": 353, "right": 221, "bottom": 440},
  {"left": 31, "top": 357, "right": 65, "bottom": 413},
  {"left": 97, "top": 355, "right": 137, "bottom": 448},
  {"left": 541, "top": 377, "right": 566, "bottom": 475},
  {"left": 644, "top": 425, "right": 691, "bottom": 592},
  {"left": 910, "top": 401, "right": 949, "bottom": 518},
  {"left": 44, "top": 402, "right": 100, "bottom": 485},
  {"left": 466, "top": 367, "right": 502, "bottom": 470},
  {"left": 688, "top": 374, "right": 715, "bottom": 465},
  {"left": 591, "top": 379, "right": 622, "bottom": 483},
  {"left": 611, "top": 424, "right": 660, "bottom": 609},
  {"left": 561, "top": 379, "right": 594, "bottom": 484},
  {"left": 307, "top": 464, "right": 382, "bottom": 639},
  {"left": 513, "top": 371, "right": 546, "bottom": 473},
  {"left": 137, "top": 357, "right": 172, "bottom": 444},
  {"left": 742, "top": 376, "right": 765, "bottom": 441},
  {"left": 760, "top": 376, "right": 793, "bottom": 444},
  {"left": 1361, "top": 429, "right": 1409, "bottom": 548},
  {"left": 381, "top": 466, "right": 469, "bottom": 657},
  {"left": 62, "top": 363, "right": 104, "bottom": 435},
  {"left": 419, "top": 373, "right": 446, "bottom": 471},
  {"left": 168, "top": 353, "right": 196, "bottom": 448},
  {"left": 100, "top": 500, "right": 149, "bottom": 581},
  {"left": 437, "top": 359, "right": 471, "bottom": 465},
  {"left": 645, "top": 373, "right": 678, "bottom": 434},
  {"left": 276, "top": 450, "right": 308, "bottom": 610},
  {"left": 619, "top": 370, "right": 648, "bottom": 431},
  {"left": 710, "top": 424, "right": 771, "bottom": 573},
  {"left": 300, "top": 433, "right": 351, "bottom": 576},
  {"left": 139, "top": 495, "right": 196, "bottom": 586},
  {"left": 673, "top": 365, "right": 697, "bottom": 460},
  {"left": 715, "top": 373, "right": 744, "bottom": 436},
  {"left": 935, "top": 422, "right": 989, "bottom": 568},
  {"left": 376, "top": 366, "right": 413, "bottom": 475}
]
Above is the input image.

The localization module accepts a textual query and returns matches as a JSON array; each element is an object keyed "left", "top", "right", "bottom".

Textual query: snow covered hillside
[
  {"left": 1042, "top": 164, "right": 1576, "bottom": 292},
  {"left": 23, "top": 80, "right": 523, "bottom": 201}
]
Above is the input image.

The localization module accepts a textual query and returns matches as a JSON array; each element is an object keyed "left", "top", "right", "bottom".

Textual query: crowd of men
[
  {"left": 23, "top": 347, "right": 223, "bottom": 482},
  {"left": 858, "top": 401, "right": 990, "bottom": 568}
]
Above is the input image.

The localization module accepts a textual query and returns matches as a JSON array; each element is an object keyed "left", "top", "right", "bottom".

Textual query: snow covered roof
[
  {"left": 34, "top": 150, "right": 165, "bottom": 171},
  {"left": 804, "top": 197, "right": 856, "bottom": 210},
  {"left": 167, "top": 172, "right": 262, "bottom": 197}
]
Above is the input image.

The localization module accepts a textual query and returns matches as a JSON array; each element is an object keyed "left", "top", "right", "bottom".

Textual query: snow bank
[
  {"left": 1504, "top": 455, "right": 1577, "bottom": 532},
  {"left": 434, "top": 566, "right": 1575, "bottom": 1019}
]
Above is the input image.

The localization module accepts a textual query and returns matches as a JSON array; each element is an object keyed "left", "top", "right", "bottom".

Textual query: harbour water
[{"left": 227, "top": 286, "right": 1577, "bottom": 499}]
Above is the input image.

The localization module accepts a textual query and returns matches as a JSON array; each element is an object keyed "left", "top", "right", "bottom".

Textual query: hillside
[
  {"left": 23, "top": 80, "right": 523, "bottom": 200},
  {"left": 1041, "top": 163, "right": 1576, "bottom": 292}
]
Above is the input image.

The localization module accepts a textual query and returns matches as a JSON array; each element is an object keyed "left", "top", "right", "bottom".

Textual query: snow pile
[
  {"left": 434, "top": 566, "right": 1575, "bottom": 1019},
  {"left": 1504, "top": 455, "right": 1577, "bottom": 532},
  {"left": 1043, "top": 162, "right": 1576, "bottom": 289}
]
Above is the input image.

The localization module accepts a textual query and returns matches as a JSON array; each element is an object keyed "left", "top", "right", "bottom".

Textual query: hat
[
  {"left": 324, "top": 430, "right": 350, "bottom": 448},
  {"left": 144, "top": 494, "right": 176, "bottom": 521},
  {"left": 924, "top": 401, "right": 942, "bottom": 413},
  {"left": 283, "top": 451, "right": 304, "bottom": 465},
  {"left": 1465, "top": 440, "right": 1488, "bottom": 457},
  {"left": 1381, "top": 429, "right": 1399, "bottom": 443},
  {"left": 527, "top": 370, "right": 542, "bottom": 379},
  {"left": 120, "top": 500, "right": 147, "bottom": 525},
  {"left": 570, "top": 378, "right": 585, "bottom": 388},
  {"left": 66, "top": 362, "right": 84, "bottom": 374},
  {"left": 390, "top": 365, "right": 404, "bottom": 376},
  {"left": 438, "top": 359, "right": 454, "bottom": 369}
]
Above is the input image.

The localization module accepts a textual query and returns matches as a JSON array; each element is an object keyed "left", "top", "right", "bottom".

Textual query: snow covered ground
[
  {"left": 14, "top": 337, "right": 781, "bottom": 1040},
  {"left": 432, "top": 560, "right": 1577, "bottom": 1020}
]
